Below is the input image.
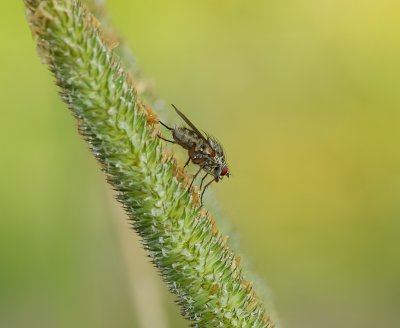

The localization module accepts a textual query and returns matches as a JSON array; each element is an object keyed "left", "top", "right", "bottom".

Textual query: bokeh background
[{"left": 1, "top": 1, "right": 400, "bottom": 327}]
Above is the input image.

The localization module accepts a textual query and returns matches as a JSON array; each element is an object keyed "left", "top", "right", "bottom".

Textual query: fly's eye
[{"left": 221, "top": 165, "right": 229, "bottom": 176}]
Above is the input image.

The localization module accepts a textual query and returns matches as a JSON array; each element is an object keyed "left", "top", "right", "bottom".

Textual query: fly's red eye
[{"left": 221, "top": 166, "right": 229, "bottom": 176}]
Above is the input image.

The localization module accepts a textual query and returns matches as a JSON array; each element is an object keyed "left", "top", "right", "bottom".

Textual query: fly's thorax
[
  {"left": 207, "top": 138, "right": 225, "bottom": 158},
  {"left": 203, "top": 137, "right": 228, "bottom": 179},
  {"left": 202, "top": 161, "right": 225, "bottom": 180},
  {"left": 201, "top": 152, "right": 227, "bottom": 180}
]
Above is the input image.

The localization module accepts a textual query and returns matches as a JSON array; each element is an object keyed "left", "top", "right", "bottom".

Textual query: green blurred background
[{"left": 1, "top": 0, "right": 400, "bottom": 327}]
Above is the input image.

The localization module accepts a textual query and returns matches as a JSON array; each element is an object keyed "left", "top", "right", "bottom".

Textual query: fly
[{"left": 158, "top": 104, "right": 230, "bottom": 204}]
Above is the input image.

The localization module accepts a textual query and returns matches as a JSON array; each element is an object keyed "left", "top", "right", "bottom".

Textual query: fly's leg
[
  {"left": 201, "top": 178, "right": 216, "bottom": 205},
  {"left": 157, "top": 133, "right": 175, "bottom": 144},
  {"left": 159, "top": 120, "right": 173, "bottom": 131},
  {"left": 184, "top": 157, "right": 191, "bottom": 168},
  {"left": 158, "top": 121, "right": 175, "bottom": 143},
  {"left": 184, "top": 144, "right": 197, "bottom": 168},
  {"left": 188, "top": 166, "right": 203, "bottom": 192},
  {"left": 200, "top": 173, "right": 209, "bottom": 189}
]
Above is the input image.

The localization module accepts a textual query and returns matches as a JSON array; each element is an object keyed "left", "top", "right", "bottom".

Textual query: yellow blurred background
[{"left": 1, "top": 1, "right": 400, "bottom": 327}]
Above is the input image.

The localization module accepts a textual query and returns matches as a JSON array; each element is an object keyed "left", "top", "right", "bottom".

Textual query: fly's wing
[{"left": 171, "top": 104, "right": 216, "bottom": 156}]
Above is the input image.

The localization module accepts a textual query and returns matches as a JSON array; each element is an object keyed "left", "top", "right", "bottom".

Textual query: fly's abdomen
[{"left": 173, "top": 127, "right": 202, "bottom": 150}]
